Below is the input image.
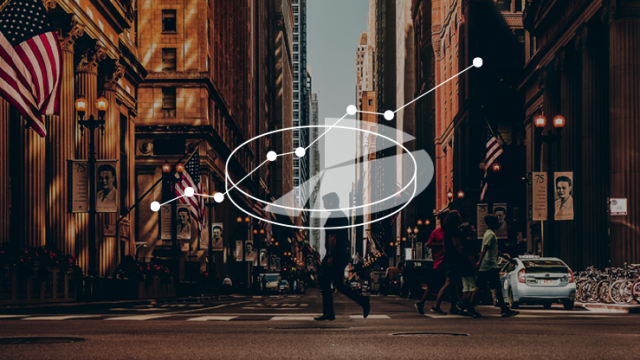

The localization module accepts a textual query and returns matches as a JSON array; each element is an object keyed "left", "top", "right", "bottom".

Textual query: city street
[{"left": 2, "top": 289, "right": 639, "bottom": 359}]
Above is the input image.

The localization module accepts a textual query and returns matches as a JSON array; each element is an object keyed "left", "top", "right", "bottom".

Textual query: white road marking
[
  {"left": 187, "top": 316, "right": 238, "bottom": 321},
  {"left": 350, "top": 315, "right": 390, "bottom": 319},
  {"left": 105, "top": 315, "right": 171, "bottom": 321},
  {"left": 0, "top": 315, "right": 28, "bottom": 319},
  {"left": 23, "top": 315, "right": 101, "bottom": 320},
  {"left": 270, "top": 316, "right": 316, "bottom": 321}
]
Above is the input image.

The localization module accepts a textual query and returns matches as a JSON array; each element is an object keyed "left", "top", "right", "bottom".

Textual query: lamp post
[
  {"left": 534, "top": 114, "right": 566, "bottom": 256},
  {"left": 204, "top": 191, "right": 217, "bottom": 293},
  {"left": 75, "top": 96, "right": 109, "bottom": 277},
  {"left": 407, "top": 227, "right": 419, "bottom": 260},
  {"left": 237, "top": 216, "right": 251, "bottom": 293},
  {"left": 162, "top": 160, "right": 184, "bottom": 276}
]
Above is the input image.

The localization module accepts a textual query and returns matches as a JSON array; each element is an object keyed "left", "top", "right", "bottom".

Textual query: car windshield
[
  {"left": 266, "top": 275, "right": 279, "bottom": 282},
  {"left": 523, "top": 260, "right": 568, "bottom": 273},
  {"left": 280, "top": 281, "right": 288, "bottom": 285}
]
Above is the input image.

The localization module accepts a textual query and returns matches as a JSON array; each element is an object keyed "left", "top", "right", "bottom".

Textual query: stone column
[
  {"left": 45, "top": 19, "right": 85, "bottom": 256},
  {"left": 0, "top": 99, "right": 9, "bottom": 243},
  {"left": 74, "top": 44, "right": 106, "bottom": 273},
  {"left": 97, "top": 63, "right": 124, "bottom": 276},
  {"left": 607, "top": 0, "right": 640, "bottom": 266},
  {"left": 578, "top": 22, "right": 610, "bottom": 269}
]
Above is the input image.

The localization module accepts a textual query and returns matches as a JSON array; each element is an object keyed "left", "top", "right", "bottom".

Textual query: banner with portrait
[
  {"left": 269, "top": 255, "right": 278, "bottom": 271},
  {"left": 476, "top": 204, "right": 489, "bottom": 239},
  {"left": 493, "top": 203, "right": 508, "bottom": 239},
  {"left": 244, "top": 240, "right": 256, "bottom": 263},
  {"left": 176, "top": 204, "right": 191, "bottom": 240},
  {"left": 95, "top": 160, "right": 118, "bottom": 213},
  {"left": 554, "top": 172, "right": 574, "bottom": 221},
  {"left": 259, "top": 250, "right": 268, "bottom": 267},
  {"left": 160, "top": 205, "right": 172, "bottom": 240},
  {"left": 305, "top": 255, "right": 315, "bottom": 271},
  {"left": 210, "top": 223, "right": 224, "bottom": 251},
  {"left": 235, "top": 240, "right": 243, "bottom": 260}
]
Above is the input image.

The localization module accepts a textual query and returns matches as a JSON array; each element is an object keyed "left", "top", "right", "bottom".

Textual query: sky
[{"left": 307, "top": 0, "right": 369, "bottom": 212}]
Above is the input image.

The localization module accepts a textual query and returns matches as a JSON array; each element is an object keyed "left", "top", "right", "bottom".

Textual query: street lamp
[
  {"left": 535, "top": 113, "right": 566, "bottom": 257},
  {"left": 203, "top": 191, "right": 219, "bottom": 294},
  {"left": 492, "top": 162, "right": 502, "bottom": 173},
  {"left": 76, "top": 95, "right": 108, "bottom": 277},
  {"left": 457, "top": 190, "right": 465, "bottom": 199}
]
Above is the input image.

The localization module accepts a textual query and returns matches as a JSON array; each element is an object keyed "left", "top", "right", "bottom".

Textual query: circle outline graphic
[{"left": 224, "top": 124, "right": 422, "bottom": 230}]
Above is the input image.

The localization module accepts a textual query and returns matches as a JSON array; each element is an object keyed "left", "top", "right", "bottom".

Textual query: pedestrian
[
  {"left": 315, "top": 192, "right": 370, "bottom": 321},
  {"left": 222, "top": 275, "right": 232, "bottom": 295},
  {"left": 476, "top": 214, "right": 519, "bottom": 317},
  {"left": 459, "top": 222, "right": 481, "bottom": 317},
  {"left": 431, "top": 210, "right": 464, "bottom": 315},
  {"left": 261, "top": 275, "right": 267, "bottom": 293},
  {"left": 415, "top": 211, "right": 448, "bottom": 314}
]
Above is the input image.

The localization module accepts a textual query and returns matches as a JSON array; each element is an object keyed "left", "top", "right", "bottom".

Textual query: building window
[
  {"left": 294, "top": 179, "right": 299, "bottom": 187},
  {"left": 293, "top": 44, "right": 299, "bottom": 52},
  {"left": 162, "top": 87, "right": 176, "bottom": 110},
  {"left": 293, "top": 102, "right": 299, "bottom": 110},
  {"left": 162, "top": 10, "right": 177, "bottom": 32},
  {"left": 162, "top": 48, "right": 176, "bottom": 71},
  {"left": 294, "top": 63, "right": 299, "bottom": 72},
  {"left": 368, "top": 99, "right": 373, "bottom": 106},
  {"left": 293, "top": 34, "right": 299, "bottom": 43},
  {"left": 293, "top": 93, "right": 299, "bottom": 100},
  {"left": 294, "top": 169, "right": 299, "bottom": 177},
  {"left": 293, "top": 5, "right": 298, "bottom": 13},
  {"left": 293, "top": 130, "right": 299, "bottom": 138},
  {"left": 293, "top": 111, "right": 299, "bottom": 119},
  {"left": 293, "top": 140, "right": 299, "bottom": 148},
  {"left": 294, "top": 159, "right": 299, "bottom": 167},
  {"left": 293, "top": 82, "right": 299, "bottom": 91},
  {"left": 294, "top": 25, "right": 299, "bottom": 33},
  {"left": 293, "top": 54, "right": 299, "bottom": 62}
]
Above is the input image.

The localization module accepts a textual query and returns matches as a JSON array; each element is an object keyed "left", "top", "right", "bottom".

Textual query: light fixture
[
  {"left": 425, "top": 219, "right": 431, "bottom": 225},
  {"left": 492, "top": 162, "right": 501, "bottom": 172},
  {"left": 245, "top": 216, "right": 251, "bottom": 223},
  {"left": 75, "top": 97, "right": 87, "bottom": 114},
  {"left": 534, "top": 115, "right": 546, "bottom": 128},
  {"left": 175, "top": 163, "right": 185, "bottom": 173},
  {"left": 236, "top": 216, "right": 243, "bottom": 223},
  {"left": 417, "top": 219, "right": 423, "bottom": 225},
  {"left": 414, "top": 227, "right": 419, "bottom": 234},
  {"left": 96, "top": 96, "right": 109, "bottom": 112},
  {"left": 402, "top": 237, "right": 406, "bottom": 242},
  {"left": 447, "top": 191, "right": 453, "bottom": 199},
  {"left": 253, "top": 229, "right": 258, "bottom": 235},
  {"left": 162, "top": 161, "right": 171, "bottom": 173},
  {"left": 260, "top": 229, "right": 265, "bottom": 235},
  {"left": 457, "top": 190, "right": 465, "bottom": 199},
  {"left": 553, "top": 115, "right": 565, "bottom": 128}
]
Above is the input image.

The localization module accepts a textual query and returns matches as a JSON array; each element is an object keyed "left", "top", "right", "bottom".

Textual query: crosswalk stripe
[
  {"left": 350, "top": 315, "right": 390, "bottom": 319},
  {"left": 23, "top": 315, "right": 101, "bottom": 320},
  {"left": 187, "top": 316, "right": 238, "bottom": 321},
  {"left": 105, "top": 315, "right": 171, "bottom": 321},
  {"left": 0, "top": 315, "right": 28, "bottom": 319},
  {"left": 270, "top": 316, "right": 316, "bottom": 321}
]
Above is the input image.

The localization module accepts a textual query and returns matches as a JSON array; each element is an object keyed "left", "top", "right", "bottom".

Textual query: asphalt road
[{"left": 1, "top": 289, "right": 639, "bottom": 360}]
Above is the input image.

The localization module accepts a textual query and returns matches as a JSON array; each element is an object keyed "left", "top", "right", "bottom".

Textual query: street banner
[
  {"left": 67, "top": 160, "right": 89, "bottom": 213},
  {"left": 200, "top": 224, "right": 208, "bottom": 250},
  {"left": 529, "top": 172, "right": 548, "bottom": 221},
  {"left": 554, "top": 172, "right": 574, "bottom": 221},
  {"left": 211, "top": 223, "right": 224, "bottom": 251},
  {"left": 160, "top": 205, "right": 172, "bottom": 240},
  {"left": 477, "top": 204, "right": 489, "bottom": 239},
  {"left": 95, "top": 160, "right": 119, "bottom": 213},
  {"left": 415, "top": 242, "right": 423, "bottom": 260},
  {"left": 610, "top": 198, "right": 628, "bottom": 216},
  {"left": 305, "top": 255, "right": 315, "bottom": 270},
  {"left": 244, "top": 240, "right": 256, "bottom": 262},
  {"left": 176, "top": 204, "right": 192, "bottom": 239},
  {"left": 260, "top": 250, "right": 268, "bottom": 267},
  {"left": 276, "top": 257, "right": 282, "bottom": 272},
  {"left": 269, "top": 255, "right": 277, "bottom": 270},
  {"left": 235, "top": 240, "right": 243, "bottom": 260},
  {"left": 493, "top": 203, "right": 508, "bottom": 239}
]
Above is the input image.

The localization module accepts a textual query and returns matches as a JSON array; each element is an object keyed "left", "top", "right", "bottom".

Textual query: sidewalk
[
  {"left": 0, "top": 294, "right": 251, "bottom": 315},
  {"left": 577, "top": 302, "right": 640, "bottom": 313}
]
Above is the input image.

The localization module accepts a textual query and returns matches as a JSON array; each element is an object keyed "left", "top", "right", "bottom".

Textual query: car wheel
[
  {"left": 563, "top": 300, "right": 575, "bottom": 310},
  {"left": 508, "top": 289, "right": 519, "bottom": 309},
  {"left": 543, "top": 302, "right": 552, "bottom": 309}
]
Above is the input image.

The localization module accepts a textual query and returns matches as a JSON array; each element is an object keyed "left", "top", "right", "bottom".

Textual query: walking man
[
  {"left": 431, "top": 211, "right": 464, "bottom": 315},
  {"left": 315, "top": 192, "right": 370, "bottom": 321},
  {"left": 476, "top": 214, "right": 519, "bottom": 317}
]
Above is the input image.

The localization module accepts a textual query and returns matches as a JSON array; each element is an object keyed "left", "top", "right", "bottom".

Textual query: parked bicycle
[{"left": 575, "top": 264, "right": 640, "bottom": 305}]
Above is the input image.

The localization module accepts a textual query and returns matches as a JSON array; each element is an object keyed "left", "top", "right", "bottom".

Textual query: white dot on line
[
  {"left": 346, "top": 105, "right": 357, "bottom": 115},
  {"left": 384, "top": 111, "right": 394, "bottom": 120},
  {"left": 214, "top": 193, "right": 225, "bottom": 203},
  {"left": 267, "top": 151, "right": 277, "bottom": 161},
  {"left": 295, "top": 147, "right": 306, "bottom": 157},
  {"left": 185, "top": 187, "right": 195, "bottom": 197},
  {"left": 150, "top": 201, "right": 160, "bottom": 212},
  {"left": 473, "top": 57, "right": 483, "bottom": 68}
]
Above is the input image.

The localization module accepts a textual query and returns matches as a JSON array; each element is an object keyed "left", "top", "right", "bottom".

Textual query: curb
[{"left": 577, "top": 302, "right": 640, "bottom": 313}]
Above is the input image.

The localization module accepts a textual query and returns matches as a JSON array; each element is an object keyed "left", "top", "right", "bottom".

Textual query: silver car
[{"left": 499, "top": 256, "right": 576, "bottom": 310}]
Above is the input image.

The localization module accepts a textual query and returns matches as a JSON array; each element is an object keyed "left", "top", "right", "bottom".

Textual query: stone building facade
[{"left": 0, "top": 0, "right": 142, "bottom": 277}]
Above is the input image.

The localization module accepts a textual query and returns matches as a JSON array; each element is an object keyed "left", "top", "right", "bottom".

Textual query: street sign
[
  {"left": 528, "top": 172, "right": 548, "bottom": 221},
  {"left": 103, "top": 224, "right": 116, "bottom": 237},
  {"left": 610, "top": 198, "right": 628, "bottom": 216}
]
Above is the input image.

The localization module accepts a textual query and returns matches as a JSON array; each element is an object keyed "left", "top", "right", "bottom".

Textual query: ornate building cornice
[
  {"left": 76, "top": 44, "right": 108, "bottom": 74},
  {"left": 102, "top": 64, "right": 125, "bottom": 91},
  {"left": 59, "top": 16, "right": 85, "bottom": 53}
]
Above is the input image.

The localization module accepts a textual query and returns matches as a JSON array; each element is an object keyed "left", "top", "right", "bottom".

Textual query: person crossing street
[{"left": 315, "top": 192, "right": 370, "bottom": 321}]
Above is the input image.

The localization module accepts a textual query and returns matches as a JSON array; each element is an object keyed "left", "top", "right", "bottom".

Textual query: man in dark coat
[{"left": 314, "top": 192, "right": 370, "bottom": 321}]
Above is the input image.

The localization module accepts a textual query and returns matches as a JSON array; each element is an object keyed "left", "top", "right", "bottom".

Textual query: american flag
[
  {"left": 173, "top": 150, "right": 205, "bottom": 235},
  {"left": 480, "top": 129, "right": 503, "bottom": 201},
  {"left": 0, "top": 0, "right": 62, "bottom": 137}
]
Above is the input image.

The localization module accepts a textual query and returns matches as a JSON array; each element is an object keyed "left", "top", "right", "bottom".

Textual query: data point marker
[
  {"left": 150, "top": 201, "right": 161, "bottom": 212},
  {"left": 267, "top": 151, "right": 277, "bottom": 161},
  {"left": 473, "top": 57, "right": 483, "bottom": 68},
  {"left": 347, "top": 105, "right": 357, "bottom": 115},
  {"left": 384, "top": 111, "right": 394, "bottom": 120},
  {"left": 295, "top": 147, "right": 306, "bottom": 157},
  {"left": 185, "top": 187, "right": 195, "bottom": 197},
  {"left": 214, "top": 193, "right": 225, "bottom": 203}
]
